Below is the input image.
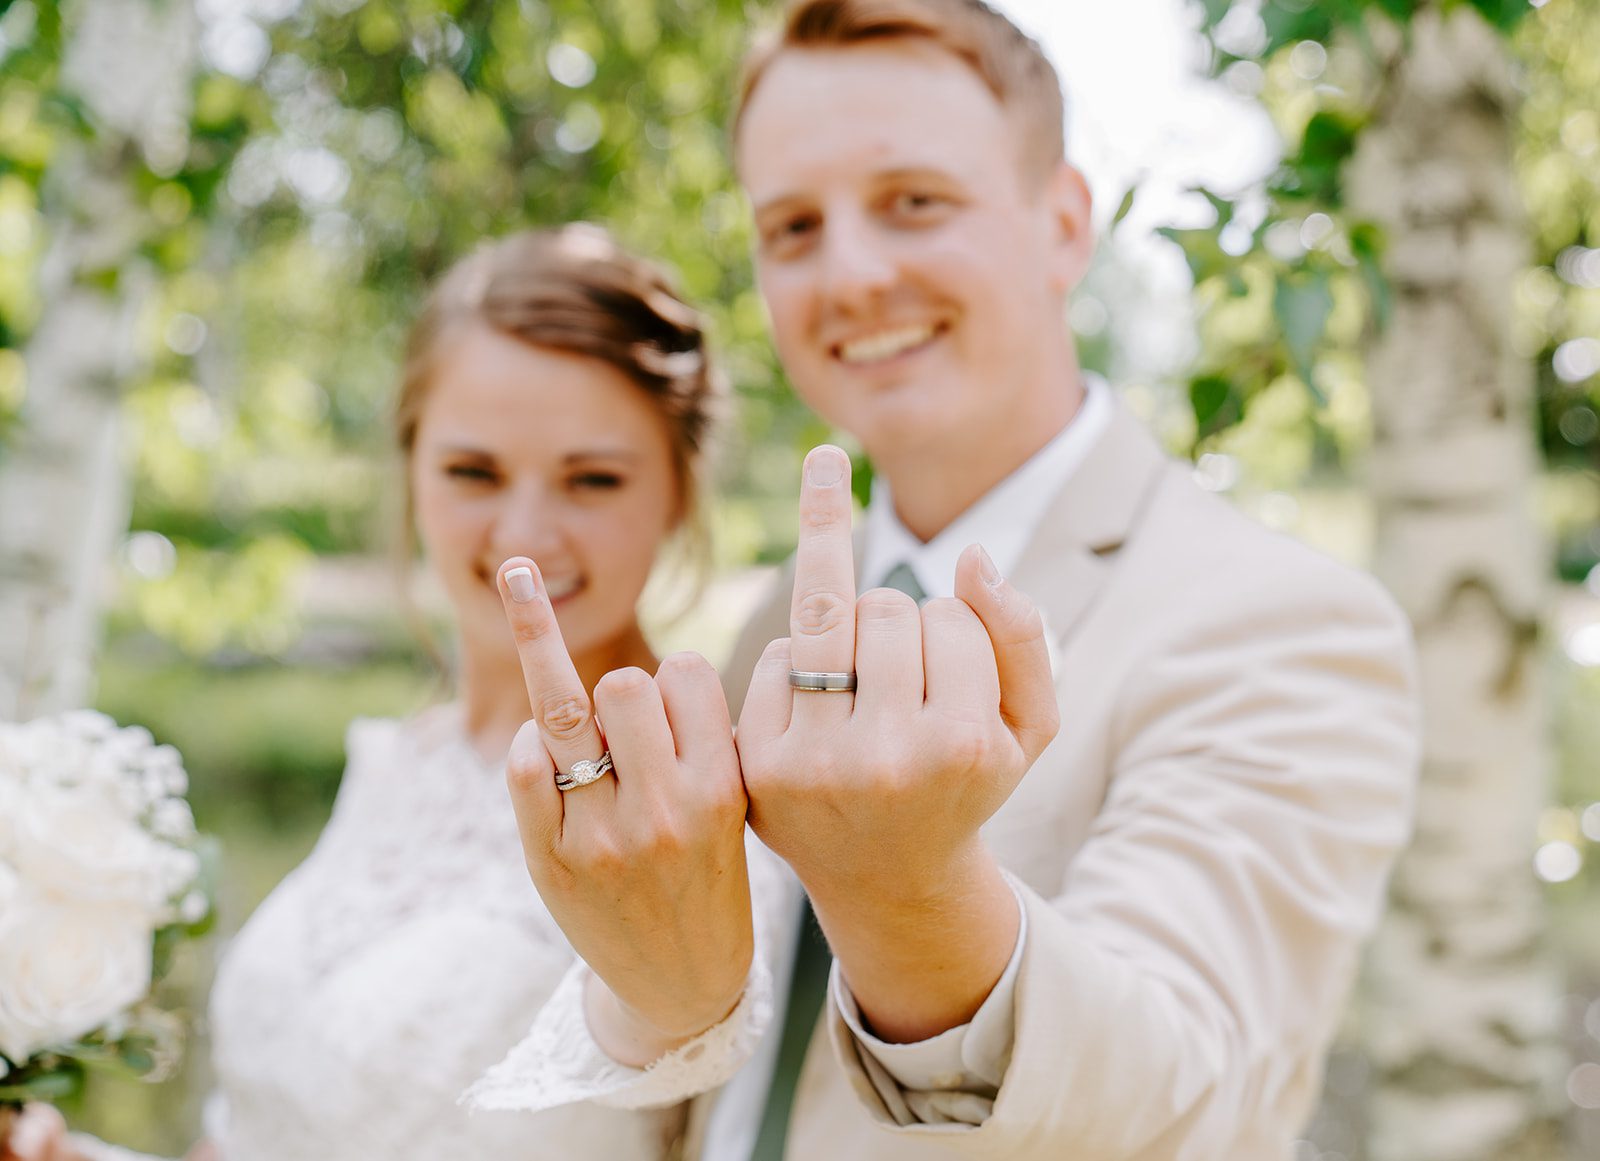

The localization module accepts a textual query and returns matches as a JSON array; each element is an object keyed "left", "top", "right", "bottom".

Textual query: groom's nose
[{"left": 818, "top": 210, "right": 896, "bottom": 314}]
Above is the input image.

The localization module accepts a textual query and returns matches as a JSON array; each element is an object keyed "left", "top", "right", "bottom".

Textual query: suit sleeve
[{"left": 827, "top": 567, "right": 1420, "bottom": 1159}]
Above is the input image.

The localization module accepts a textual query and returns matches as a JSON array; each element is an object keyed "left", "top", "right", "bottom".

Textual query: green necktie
[
  {"left": 750, "top": 562, "right": 925, "bottom": 1161},
  {"left": 878, "top": 560, "right": 927, "bottom": 604},
  {"left": 749, "top": 900, "right": 831, "bottom": 1160}
]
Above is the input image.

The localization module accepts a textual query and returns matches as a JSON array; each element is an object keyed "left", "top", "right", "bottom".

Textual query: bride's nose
[{"left": 490, "top": 482, "right": 565, "bottom": 561}]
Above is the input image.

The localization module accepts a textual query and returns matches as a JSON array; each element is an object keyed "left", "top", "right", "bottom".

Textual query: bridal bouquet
[{"left": 0, "top": 710, "right": 212, "bottom": 1125}]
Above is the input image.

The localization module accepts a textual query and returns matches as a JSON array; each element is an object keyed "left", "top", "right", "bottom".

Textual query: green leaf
[
  {"left": 1274, "top": 272, "right": 1334, "bottom": 399},
  {"left": 1190, "top": 374, "right": 1243, "bottom": 440},
  {"left": 1461, "top": 0, "right": 1532, "bottom": 34},
  {"left": 1370, "top": 0, "right": 1420, "bottom": 20},
  {"left": 1349, "top": 222, "right": 1392, "bottom": 331},
  {"left": 1157, "top": 226, "right": 1233, "bottom": 286},
  {"left": 1198, "top": 0, "right": 1233, "bottom": 33},
  {"left": 1197, "top": 187, "right": 1236, "bottom": 228},
  {"left": 849, "top": 451, "right": 874, "bottom": 510},
  {"left": 1275, "top": 111, "right": 1363, "bottom": 204},
  {"left": 1261, "top": 0, "right": 1336, "bottom": 57},
  {"left": 1111, "top": 186, "right": 1137, "bottom": 232},
  {"left": 0, "top": 1070, "right": 81, "bottom": 1102}
]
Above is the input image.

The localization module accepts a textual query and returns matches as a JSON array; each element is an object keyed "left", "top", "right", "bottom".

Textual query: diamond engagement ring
[
  {"left": 555, "top": 751, "right": 614, "bottom": 791},
  {"left": 788, "top": 669, "right": 858, "bottom": 692}
]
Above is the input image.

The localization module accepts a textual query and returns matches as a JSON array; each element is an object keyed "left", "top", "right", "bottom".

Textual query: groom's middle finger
[{"left": 789, "top": 445, "right": 857, "bottom": 729}]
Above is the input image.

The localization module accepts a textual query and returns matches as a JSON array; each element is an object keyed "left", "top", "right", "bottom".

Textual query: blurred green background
[{"left": 1, "top": 0, "right": 1598, "bottom": 1157}]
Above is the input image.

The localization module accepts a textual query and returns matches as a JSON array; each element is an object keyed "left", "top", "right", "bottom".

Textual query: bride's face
[{"left": 410, "top": 324, "right": 682, "bottom": 671}]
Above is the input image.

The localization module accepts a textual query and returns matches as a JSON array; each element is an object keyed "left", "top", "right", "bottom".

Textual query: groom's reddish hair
[{"left": 735, "top": 0, "right": 1067, "bottom": 183}]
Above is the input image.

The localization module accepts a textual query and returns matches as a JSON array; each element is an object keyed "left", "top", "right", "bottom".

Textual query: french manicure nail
[
  {"left": 506, "top": 566, "right": 537, "bottom": 603},
  {"left": 806, "top": 447, "right": 844, "bottom": 487}
]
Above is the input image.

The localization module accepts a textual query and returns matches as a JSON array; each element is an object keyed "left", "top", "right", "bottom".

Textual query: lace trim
[{"left": 461, "top": 949, "right": 774, "bottom": 1114}]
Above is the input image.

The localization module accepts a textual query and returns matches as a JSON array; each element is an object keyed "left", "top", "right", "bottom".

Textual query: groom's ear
[{"left": 1040, "top": 161, "right": 1095, "bottom": 296}]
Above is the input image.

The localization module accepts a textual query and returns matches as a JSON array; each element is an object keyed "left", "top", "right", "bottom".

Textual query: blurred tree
[
  {"left": 1180, "top": 2, "right": 1583, "bottom": 1158},
  {"left": 1349, "top": 10, "right": 1565, "bottom": 1160},
  {"left": 0, "top": 0, "right": 198, "bottom": 717}
]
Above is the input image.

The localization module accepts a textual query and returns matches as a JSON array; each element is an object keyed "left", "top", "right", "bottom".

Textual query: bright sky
[
  {"left": 993, "top": 0, "right": 1282, "bottom": 380},
  {"left": 995, "top": 0, "right": 1279, "bottom": 230}
]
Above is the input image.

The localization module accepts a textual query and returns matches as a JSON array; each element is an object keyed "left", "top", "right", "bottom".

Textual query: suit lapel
[{"left": 1011, "top": 397, "right": 1171, "bottom": 652}]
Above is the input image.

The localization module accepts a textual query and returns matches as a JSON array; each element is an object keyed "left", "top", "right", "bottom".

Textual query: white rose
[
  {"left": 0, "top": 879, "right": 153, "bottom": 1063},
  {"left": 6, "top": 783, "right": 172, "bottom": 911}
]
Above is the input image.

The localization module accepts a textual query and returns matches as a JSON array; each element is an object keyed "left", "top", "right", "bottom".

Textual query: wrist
[
  {"left": 803, "top": 836, "right": 1000, "bottom": 921},
  {"left": 584, "top": 970, "right": 747, "bottom": 1068}
]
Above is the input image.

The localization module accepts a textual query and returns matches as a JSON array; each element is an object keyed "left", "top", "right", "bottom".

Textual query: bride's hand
[
  {"left": 495, "top": 557, "right": 752, "bottom": 1067},
  {"left": 0, "top": 1105, "right": 84, "bottom": 1161}
]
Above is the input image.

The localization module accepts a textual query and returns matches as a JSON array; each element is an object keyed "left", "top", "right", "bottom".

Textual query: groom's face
[{"left": 736, "top": 40, "right": 1088, "bottom": 461}]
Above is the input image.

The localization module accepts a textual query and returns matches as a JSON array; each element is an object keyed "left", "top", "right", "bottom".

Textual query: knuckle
[
  {"left": 657, "top": 650, "right": 711, "bottom": 686},
  {"left": 939, "top": 723, "right": 995, "bottom": 771},
  {"left": 757, "top": 638, "right": 793, "bottom": 672},
  {"left": 856, "top": 588, "right": 917, "bottom": 622},
  {"left": 638, "top": 816, "right": 689, "bottom": 859},
  {"left": 510, "top": 605, "right": 559, "bottom": 646},
  {"left": 799, "top": 496, "right": 849, "bottom": 534},
  {"left": 571, "top": 827, "right": 627, "bottom": 875},
  {"left": 505, "top": 743, "right": 550, "bottom": 797},
  {"left": 793, "top": 590, "right": 852, "bottom": 638},
  {"left": 596, "top": 666, "right": 652, "bottom": 702},
  {"left": 539, "top": 693, "right": 593, "bottom": 740},
  {"left": 1012, "top": 604, "right": 1047, "bottom": 644},
  {"left": 921, "top": 596, "right": 977, "bottom": 627}
]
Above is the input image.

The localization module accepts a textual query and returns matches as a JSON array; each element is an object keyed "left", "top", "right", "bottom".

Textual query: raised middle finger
[
  {"left": 498, "top": 557, "right": 611, "bottom": 797},
  {"left": 788, "top": 446, "right": 857, "bottom": 728}
]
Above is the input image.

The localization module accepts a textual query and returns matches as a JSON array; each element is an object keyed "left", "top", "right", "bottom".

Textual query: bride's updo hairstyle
[
  {"left": 392, "top": 225, "right": 724, "bottom": 650},
  {"left": 397, "top": 223, "right": 722, "bottom": 528}
]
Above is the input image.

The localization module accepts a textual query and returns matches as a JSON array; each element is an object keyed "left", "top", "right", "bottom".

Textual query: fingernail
[
  {"left": 806, "top": 447, "right": 845, "bottom": 487},
  {"left": 977, "top": 546, "right": 1000, "bottom": 587},
  {"left": 506, "top": 566, "right": 537, "bottom": 603}
]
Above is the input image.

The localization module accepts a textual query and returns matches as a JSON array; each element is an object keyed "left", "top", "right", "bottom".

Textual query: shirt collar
[{"left": 861, "top": 373, "right": 1113, "bottom": 599}]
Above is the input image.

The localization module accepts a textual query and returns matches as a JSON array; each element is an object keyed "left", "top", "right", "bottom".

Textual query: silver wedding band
[
  {"left": 788, "top": 669, "right": 857, "bottom": 693},
  {"left": 555, "top": 751, "right": 614, "bottom": 791}
]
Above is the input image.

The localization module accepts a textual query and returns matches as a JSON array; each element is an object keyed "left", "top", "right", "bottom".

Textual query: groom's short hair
[{"left": 735, "top": 0, "right": 1066, "bottom": 184}]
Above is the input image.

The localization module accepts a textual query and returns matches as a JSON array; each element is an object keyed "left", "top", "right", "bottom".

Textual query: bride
[{"left": 6, "top": 225, "right": 778, "bottom": 1161}]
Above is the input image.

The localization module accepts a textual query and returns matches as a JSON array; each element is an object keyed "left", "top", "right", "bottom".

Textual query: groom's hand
[
  {"left": 734, "top": 447, "right": 1059, "bottom": 1041},
  {"left": 496, "top": 557, "right": 752, "bottom": 1065}
]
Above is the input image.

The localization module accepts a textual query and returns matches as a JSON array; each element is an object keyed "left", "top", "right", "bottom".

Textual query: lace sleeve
[
  {"left": 461, "top": 948, "right": 773, "bottom": 1113},
  {"left": 66, "top": 1133, "right": 173, "bottom": 1161}
]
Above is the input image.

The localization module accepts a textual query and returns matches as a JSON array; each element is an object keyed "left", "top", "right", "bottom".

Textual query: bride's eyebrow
[{"left": 563, "top": 449, "right": 642, "bottom": 464}]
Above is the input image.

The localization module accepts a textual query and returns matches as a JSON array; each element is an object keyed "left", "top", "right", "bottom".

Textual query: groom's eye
[{"left": 762, "top": 212, "right": 820, "bottom": 254}]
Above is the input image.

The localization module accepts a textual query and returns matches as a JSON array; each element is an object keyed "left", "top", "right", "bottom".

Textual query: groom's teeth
[
  {"left": 838, "top": 324, "right": 936, "bottom": 365},
  {"left": 544, "top": 577, "right": 582, "bottom": 600}
]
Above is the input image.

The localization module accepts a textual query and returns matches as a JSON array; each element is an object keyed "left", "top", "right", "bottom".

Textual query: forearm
[{"left": 806, "top": 839, "right": 1019, "bottom": 1043}]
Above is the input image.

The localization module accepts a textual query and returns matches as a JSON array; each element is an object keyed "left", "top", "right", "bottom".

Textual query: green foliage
[
  {"left": 1174, "top": 0, "right": 1539, "bottom": 459},
  {"left": 96, "top": 646, "right": 436, "bottom": 827},
  {"left": 5, "top": 0, "right": 808, "bottom": 657}
]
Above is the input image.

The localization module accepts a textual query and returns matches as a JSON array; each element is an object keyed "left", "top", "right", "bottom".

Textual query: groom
[
  {"left": 713, "top": 1, "right": 1420, "bottom": 1158},
  {"left": 494, "top": 1, "right": 1419, "bottom": 1157}
]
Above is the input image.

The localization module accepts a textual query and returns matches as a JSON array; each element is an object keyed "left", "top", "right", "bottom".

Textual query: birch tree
[
  {"left": 0, "top": 0, "right": 197, "bottom": 719},
  {"left": 1183, "top": 2, "right": 1567, "bottom": 1157},
  {"left": 1350, "top": 8, "right": 1566, "bottom": 1159}
]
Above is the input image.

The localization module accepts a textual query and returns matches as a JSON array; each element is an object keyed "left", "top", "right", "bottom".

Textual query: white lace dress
[{"left": 74, "top": 710, "right": 774, "bottom": 1161}]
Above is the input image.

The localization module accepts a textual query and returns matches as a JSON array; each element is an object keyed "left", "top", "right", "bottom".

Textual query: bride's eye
[{"left": 570, "top": 471, "right": 624, "bottom": 492}]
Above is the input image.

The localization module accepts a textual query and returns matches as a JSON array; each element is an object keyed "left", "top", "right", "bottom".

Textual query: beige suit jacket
[{"left": 711, "top": 398, "right": 1420, "bottom": 1160}]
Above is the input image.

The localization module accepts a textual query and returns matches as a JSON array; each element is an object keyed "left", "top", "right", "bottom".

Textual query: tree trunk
[
  {"left": 0, "top": 0, "right": 195, "bottom": 720},
  {"left": 1348, "top": 7, "right": 1567, "bottom": 1160}
]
